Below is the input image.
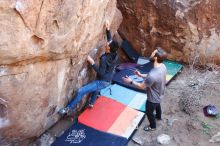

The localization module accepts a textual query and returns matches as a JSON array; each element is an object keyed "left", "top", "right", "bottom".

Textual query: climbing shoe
[{"left": 58, "top": 107, "right": 70, "bottom": 115}]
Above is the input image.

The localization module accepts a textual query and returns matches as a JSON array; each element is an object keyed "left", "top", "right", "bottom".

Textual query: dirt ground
[
  {"left": 127, "top": 66, "right": 220, "bottom": 146},
  {"left": 33, "top": 66, "right": 220, "bottom": 146}
]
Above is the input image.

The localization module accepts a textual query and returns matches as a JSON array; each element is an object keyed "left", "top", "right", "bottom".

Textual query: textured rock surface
[
  {"left": 118, "top": 0, "right": 220, "bottom": 65},
  {"left": 0, "top": 0, "right": 122, "bottom": 145}
]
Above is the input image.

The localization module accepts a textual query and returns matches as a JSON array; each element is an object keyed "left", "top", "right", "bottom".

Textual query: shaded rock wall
[
  {"left": 0, "top": 0, "right": 122, "bottom": 145},
  {"left": 118, "top": 0, "right": 220, "bottom": 65}
]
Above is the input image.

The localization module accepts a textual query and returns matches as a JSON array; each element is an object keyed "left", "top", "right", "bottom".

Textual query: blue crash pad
[
  {"left": 112, "top": 68, "right": 147, "bottom": 93},
  {"left": 51, "top": 123, "right": 128, "bottom": 146},
  {"left": 112, "top": 60, "right": 183, "bottom": 92},
  {"left": 100, "top": 84, "right": 147, "bottom": 112}
]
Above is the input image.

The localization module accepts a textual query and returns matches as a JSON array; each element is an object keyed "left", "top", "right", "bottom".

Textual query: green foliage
[
  {"left": 201, "top": 122, "right": 213, "bottom": 136},
  {"left": 215, "top": 113, "right": 220, "bottom": 119}
]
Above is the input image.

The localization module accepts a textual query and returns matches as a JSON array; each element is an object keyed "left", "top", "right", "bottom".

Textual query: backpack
[{"left": 203, "top": 104, "right": 219, "bottom": 117}]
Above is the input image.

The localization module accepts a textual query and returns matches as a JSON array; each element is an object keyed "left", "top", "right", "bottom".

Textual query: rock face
[
  {"left": 0, "top": 0, "right": 122, "bottom": 145},
  {"left": 117, "top": 0, "right": 220, "bottom": 65}
]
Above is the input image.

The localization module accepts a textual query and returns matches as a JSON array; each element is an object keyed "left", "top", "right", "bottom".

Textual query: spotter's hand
[
  {"left": 122, "top": 75, "right": 132, "bottom": 83},
  {"left": 134, "top": 70, "right": 141, "bottom": 77}
]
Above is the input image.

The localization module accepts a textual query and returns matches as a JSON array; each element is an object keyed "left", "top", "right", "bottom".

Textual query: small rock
[
  {"left": 157, "top": 134, "right": 171, "bottom": 145},
  {"left": 209, "top": 132, "right": 220, "bottom": 143},
  {"left": 188, "top": 81, "right": 198, "bottom": 87},
  {"left": 167, "top": 118, "right": 178, "bottom": 126},
  {"left": 132, "top": 137, "right": 144, "bottom": 145}
]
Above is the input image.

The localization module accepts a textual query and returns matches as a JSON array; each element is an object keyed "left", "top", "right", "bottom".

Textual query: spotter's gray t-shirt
[{"left": 144, "top": 64, "right": 167, "bottom": 103}]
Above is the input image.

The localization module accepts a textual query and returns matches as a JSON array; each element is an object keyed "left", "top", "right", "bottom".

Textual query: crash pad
[
  {"left": 100, "top": 84, "right": 147, "bottom": 112},
  {"left": 112, "top": 60, "right": 183, "bottom": 92},
  {"left": 78, "top": 96, "right": 145, "bottom": 139},
  {"left": 51, "top": 123, "right": 128, "bottom": 146}
]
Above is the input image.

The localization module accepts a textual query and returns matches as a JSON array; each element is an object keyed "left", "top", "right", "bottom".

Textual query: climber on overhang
[{"left": 58, "top": 20, "right": 119, "bottom": 115}]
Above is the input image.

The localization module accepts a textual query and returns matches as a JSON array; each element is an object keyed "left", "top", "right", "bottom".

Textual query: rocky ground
[{"left": 33, "top": 65, "right": 220, "bottom": 146}]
